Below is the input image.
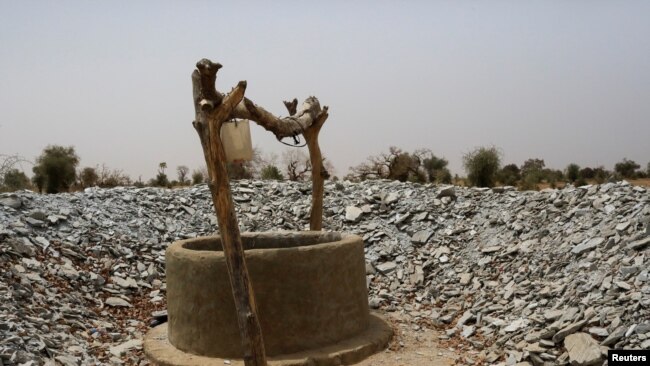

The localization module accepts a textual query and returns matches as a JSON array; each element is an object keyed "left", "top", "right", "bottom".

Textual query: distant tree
[
  {"left": 422, "top": 154, "right": 449, "bottom": 182},
  {"left": 647, "top": 162, "right": 650, "bottom": 176},
  {"left": 32, "top": 145, "right": 79, "bottom": 193},
  {"left": 578, "top": 167, "right": 595, "bottom": 180},
  {"left": 435, "top": 168, "right": 452, "bottom": 184},
  {"left": 349, "top": 147, "right": 446, "bottom": 183},
  {"left": 151, "top": 162, "right": 170, "bottom": 187},
  {"left": 228, "top": 162, "right": 254, "bottom": 180},
  {"left": 544, "top": 169, "right": 564, "bottom": 187},
  {"left": 593, "top": 166, "right": 610, "bottom": 184},
  {"left": 134, "top": 176, "right": 145, "bottom": 188},
  {"left": 1, "top": 154, "right": 31, "bottom": 187},
  {"left": 191, "top": 169, "right": 205, "bottom": 185},
  {"left": 283, "top": 149, "right": 311, "bottom": 181},
  {"left": 177, "top": 165, "right": 190, "bottom": 185},
  {"left": 95, "top": 164, "right": 131, "bottom": 187},
  {"left": 260, "top": 165, "right": 284, "bottom": 180},
  {"left": 32, "top": 172, "right": 45, "bottom": 193},
  {"left": 614, "top": 158, "right": 640, "bottom": 178},
  {"left": 463, "top": 146, "right": 501, "bottom": 187},
  {"left": 565, "top": 163, "right": 581, "bottom": 182},
  {"left": 80, "top": 167, "right": 99, "bottom": 187},
  {"left": 498, "top": 164, "right": 521, "bottom": 186},
  {"left": 2, "top": 169, "right": 30, "bottom": 191},
  {"left": 226, "top": 147, "right": 262, "bottom": 180},
  {"left": 388, "top": 150, "right": 416, "bottom": 182},
  {"left": 200, "top": 167, "right": 209, "bottom": 182},
  {"left": 520, "top": 158, "right": 546, "bottom": 184}
]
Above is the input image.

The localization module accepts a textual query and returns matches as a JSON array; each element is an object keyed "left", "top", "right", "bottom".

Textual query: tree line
[
  {"left": 348, "top": 145, "right": 649, "bottom": 189},
  {"left": 0, "top": 145, "right": 334, "bottom": 194},
  {"left": 1, "top": 144, "right": 648, "bottom": 193}
]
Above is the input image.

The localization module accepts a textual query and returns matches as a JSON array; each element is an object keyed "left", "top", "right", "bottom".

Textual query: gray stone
[
  {"left": 0, "top": 196, "right": 22, "bottom": 209},
  {"left": 109, "top": 339, "right": 142, "bottom": 357},
  {"left": 615, "top": 281, "right": 631, "bottom": 291},
  {"left": 504, "top": 318, "right": 528, "bottom": 333},
  {"left": 628, "top": 237, "right": 650, "bottom": 250},
  {"left": 462, "top": 325, "right": 475, "bottom": 338},
  {"left": 375, "top": 262, "right": 397, "bottom": 275},
  {"left": 564, "top": 333, "right": 602, "bottom": 366},
  {"left": 459, "top": 273, "right": 473, "bottom": 286},
  {"left": 105, "top": 297, "right": 131, "bottom": 307},
  {"left": 436, "top": 186, "right": 456, "bottom": 199},
  {"left": 25, "top": 217, "right": 45, "bottom": 227},
  {"left": 587, "top": 327, "right": 608, "bottom": 337},
  {"left": 601, "top": 326, "right": 626, "bottom": 346},
  {"left": 553, "top": 319, "right": 588, "bottom": 343},
  {"left": 411, "top": 230, "right": 432, "bottom": 245},
  {"left": 571, "top": 237, "right": 604, "bottom": 255},
  {"left": 345, "top": 206, "right": 363, "bottom": 222},
  {"left": 7, "top": 238, "right": 35, "bottom": 257}
]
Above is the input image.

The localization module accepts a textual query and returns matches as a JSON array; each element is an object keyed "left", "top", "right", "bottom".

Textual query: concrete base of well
[{"left": 144, "top": 313, "right": 393, "bottom": 366}]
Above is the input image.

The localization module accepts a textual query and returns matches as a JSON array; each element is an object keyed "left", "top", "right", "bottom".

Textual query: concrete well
[{"left": 145, "top": 231, "right": 392, "bottom": 366}]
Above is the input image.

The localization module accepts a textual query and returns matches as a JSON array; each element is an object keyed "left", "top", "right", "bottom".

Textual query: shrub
[
  {"left": 565, "top": 163, "right": 580, "bottom": 182},
  {"left": 614, "top": 158, "right": 640, "bottom": 178},
  {"left": 260, "top": 165, "right": 284, "bottom": 180},
  {"left": 463, "top": 146, "right": 501, "bottom": 187},
  {"left": 578, "top": 167, "right": 594, "bottom": 180},
  {"left": 519, "top": 158, "right": 546, "bottom": 186},
  {"left": 593, "top": 166, "right": 610, "bottom": 183},
  {"left": 423, "top": 155, "right": 449, "bottom": 182},
  {"left": 191, "top": 170, "right": 205, "bottom": 185},
  {"left": 32, "top": 145, "right": 79, "bottom": 193},
  {"left": 151, "top": 172, "right": 170, "bottom": 187},
  {"left": 498, "top": 164, "right": 521, "bottom": 186},
  {"left": 80, "top": 167, "right": 99, "bottom": 187},
  {"left": 2, "top": 169, "right": 30, "bottom": 191},
  {"left": 435, "top": 168, "right": 452, "bottom": 184},
  {"left": 519, "top": 175, "right": 539, "bottom": 191}
]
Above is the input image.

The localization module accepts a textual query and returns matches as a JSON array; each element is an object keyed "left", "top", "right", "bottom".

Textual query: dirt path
[{"left": 356, "top": 313, "right": 458, "bottom": 366}]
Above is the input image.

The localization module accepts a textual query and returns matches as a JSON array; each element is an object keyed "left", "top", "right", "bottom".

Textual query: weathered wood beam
[
  {"left": 192, "top": 59, "right": 267, "bottom": 366},
  {"left": 300, "top": 107, "right": 328, "bottom": 231},
  {"left": 191, "top": 61, "right": 323, "bottom": 140},
  {"left": 283, "top": 98, "right": 298, "bottom": 116}
]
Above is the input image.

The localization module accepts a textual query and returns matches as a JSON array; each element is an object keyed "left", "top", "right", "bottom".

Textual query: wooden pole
[
  {"left": 293, "top": 105, "right": 328, "bottom": 231},
  {"left": 192, "top": 60, "right": 267, "bottom": 366},
  {"left": 189, "top": 58, "right": 330, "bottom": 365}
]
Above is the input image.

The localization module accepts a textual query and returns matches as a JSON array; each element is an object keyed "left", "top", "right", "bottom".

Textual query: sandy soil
[{"left": 355, "top": 313, "right": 458, "bottom": 366}]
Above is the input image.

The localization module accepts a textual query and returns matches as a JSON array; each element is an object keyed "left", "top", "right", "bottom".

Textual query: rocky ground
[{"left": 0, "top": 179, "right": 648, "bottom": 366}]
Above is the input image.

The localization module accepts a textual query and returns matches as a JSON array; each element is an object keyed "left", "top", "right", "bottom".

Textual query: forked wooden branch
[
  {"left": 192, "top": 63, "right": 266, "bottom": 366},
  {"left": 286, "top": 103, "right": 328, "bottom": 230},
  {"left": 190, "top": 58, "right": 329, "bottom": 366}
]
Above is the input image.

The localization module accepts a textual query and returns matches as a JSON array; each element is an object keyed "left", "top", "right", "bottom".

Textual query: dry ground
[{"left": 356, "top": 313, "right": 459, "bottom": 366}]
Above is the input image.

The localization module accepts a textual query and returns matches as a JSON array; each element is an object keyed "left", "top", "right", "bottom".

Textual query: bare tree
[
  {"left": 282, "top": 149, "right": 311, "bottom": 181},
  {"left": 0, "top": 154, "right": 31, "bottom": 186},
  {"left": 177, "top": 165, "right": 190, "bottom": 185},
  {"left": 96, "top": 164, "right": 132, "bottom": 187}
]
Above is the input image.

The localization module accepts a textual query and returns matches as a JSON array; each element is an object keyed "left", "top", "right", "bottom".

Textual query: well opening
[{"left": 182, "top": 231, "right": 343, "bottom": 251}]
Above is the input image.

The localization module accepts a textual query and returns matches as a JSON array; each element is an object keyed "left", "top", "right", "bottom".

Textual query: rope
[{"left": 276, "top": 119, "right": 307, "bottom": 148}]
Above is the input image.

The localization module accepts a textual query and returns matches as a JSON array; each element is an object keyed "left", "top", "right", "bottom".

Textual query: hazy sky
[{"left": 1, "top": 1, "right": 649, "bottom": 180}]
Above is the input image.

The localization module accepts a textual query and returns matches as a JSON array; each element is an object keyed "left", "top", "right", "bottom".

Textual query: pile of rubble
[{"left": 0, "top": 179, "right": 648, "bottom": 365}]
